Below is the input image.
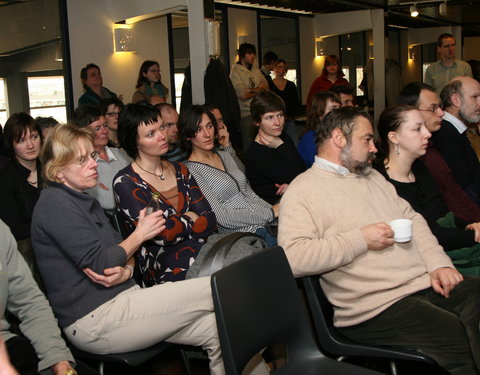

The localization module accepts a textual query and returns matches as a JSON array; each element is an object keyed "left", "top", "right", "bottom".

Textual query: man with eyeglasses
[
  {"left": 398, "top": 81, "right": 480, "bottom": 223},
  {"left": 433, "top": 76, "right": 480, "bottom": 206},
  {"left": 425, "top": 34, "right": 472, "bottom": 94},
  {"left": 154, "top": 103, "right": 187, "bottom": 162}
]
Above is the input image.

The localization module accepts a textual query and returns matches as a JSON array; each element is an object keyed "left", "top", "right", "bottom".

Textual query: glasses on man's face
[
  {"left": 418, "top": 104, "right": 443, "bottom": 113},
  {"left": 164, "top": 122, "right": 176, "bottom": 128},
  {"left": 92, "top": 123, "right": 109, "bottom": 132},
  {"left": 106, "top": 112, "right": 120, "bottom": 117},
  {"left": 74, "top": 151, "right": 99, "bottom": 167}
]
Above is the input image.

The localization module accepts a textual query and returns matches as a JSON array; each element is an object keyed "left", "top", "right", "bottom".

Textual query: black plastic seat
[
  {"left": 69, "top": 341, "right": 192, "bottom": 375},
  {"left": 300, "top": 276, "right": 445, "bottom": 375},
  {"left": 211, "top": 246, "right": 382, "bottom": 375}
]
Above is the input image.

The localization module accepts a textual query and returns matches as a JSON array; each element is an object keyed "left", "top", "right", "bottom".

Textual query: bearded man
[{"left": 278, "top": 106, "right": 480, "bottom": 375}]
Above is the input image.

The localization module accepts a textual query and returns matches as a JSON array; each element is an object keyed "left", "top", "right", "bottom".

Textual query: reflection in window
[
  {"left": 28, "top": 76, "right": 67, "bottom": 123},
  {"left": 0, "top": 79, "right": 7, "bottom": 126}
]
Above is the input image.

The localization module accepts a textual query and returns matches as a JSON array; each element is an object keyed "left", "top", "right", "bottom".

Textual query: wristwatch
[{"left": 65, "top": 368, "right": 78, "bottom": 375}]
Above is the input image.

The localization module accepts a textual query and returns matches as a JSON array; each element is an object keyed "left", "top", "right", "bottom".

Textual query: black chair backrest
[
  {"left": 108, "top": 210, "right": 132, "bottom": 239},
  {"left": 301, "top": 276, "right": 339, "bottom": 350},
  {"left": 211, "top": 246, "right": 323, "bottom": 375},
  {"left": 301, "top": 276, "right": 440, "bottom": 366}
]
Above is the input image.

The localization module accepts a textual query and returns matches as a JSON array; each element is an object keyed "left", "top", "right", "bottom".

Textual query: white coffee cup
[{"left": 389, "top": 219, "right": 413, "bottom": 243}]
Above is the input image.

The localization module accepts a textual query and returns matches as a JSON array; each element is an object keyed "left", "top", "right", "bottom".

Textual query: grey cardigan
[
  {"left": 0, "top": 220, "right": 74, "bottom": 371},
  {"left": 31, "top": 183, "right": 135, "bottom": 328}
]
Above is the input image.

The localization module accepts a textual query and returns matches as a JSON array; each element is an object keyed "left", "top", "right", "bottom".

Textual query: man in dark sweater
[{"left": 433, "top": 76, "right": 480, "bottom": 204}]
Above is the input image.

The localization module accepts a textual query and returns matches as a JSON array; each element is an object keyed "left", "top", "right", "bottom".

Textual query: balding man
[{"left": 433, "top": 76, "right": 480, "bottom": 204}]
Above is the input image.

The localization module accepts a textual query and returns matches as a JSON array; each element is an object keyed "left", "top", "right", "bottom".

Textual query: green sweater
[
  {"left": 279, "top": 165, "right": 454, "bottom": 327},
  {"left": 0, "top": 220, "right": 74, "bottom": 371}
]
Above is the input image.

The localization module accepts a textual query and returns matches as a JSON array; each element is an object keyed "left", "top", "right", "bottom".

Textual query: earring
[{"left": 395, "top": 143, "right": 400, "bottom": 156}]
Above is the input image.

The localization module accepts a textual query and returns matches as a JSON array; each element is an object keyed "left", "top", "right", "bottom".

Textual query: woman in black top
[
  {"left": 375, "top": 104, "right": 480, "bottom": 275},
  {"left": 271, "top": 59, "right": 299, "bottom": 119},
  {"left": 0, "top": 113, "right": 43, "bottom": 241},
  {"left": 245, "top": 91, "right": 306, "bottom": 204}
]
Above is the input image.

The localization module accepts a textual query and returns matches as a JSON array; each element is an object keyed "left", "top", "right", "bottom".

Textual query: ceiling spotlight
[
  {"left": 410, "top": 4, "right": 419, "bottom": 17},
  {"left": 439, "top": 2, "right": 447, "bottom": 16}
]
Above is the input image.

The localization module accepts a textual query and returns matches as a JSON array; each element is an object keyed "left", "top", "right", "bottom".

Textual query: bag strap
[{"left": 198, "top": 232, "right": 263, "bottom": 277}]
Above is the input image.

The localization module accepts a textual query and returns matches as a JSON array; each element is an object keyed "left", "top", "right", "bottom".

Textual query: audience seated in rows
[
  {"left": 397, "top": 81, "right": 480, "bottom": 223},
  {"left": 375, "top": 104, "right": 480, "bottom": 276},
  {"left": 30, "top": 123, "right": 226, "bottom": 375},
  {"left": 72, "top": 105, "right": 131, "bottom": 213},
  {"left": 113, "top": 103, "right": 217, "bottom": 285},
  {"left": 99, "top": 97, "right": 124, "bottom": 148},
  {"left": 278, "top": 106, "right": 480, "bottom": 375},
  {"left": 245, "top": 91, "right": 306, "bottom": 205},
  {"left": 182, "top": 105, "right": 278, "bottom": 247},
  {"left": 297, "top": 91, "right": 340, "bottom": 167}
]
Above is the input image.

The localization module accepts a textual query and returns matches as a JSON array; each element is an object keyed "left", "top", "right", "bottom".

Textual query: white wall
[
  {"left": 67, "top": 0, "right": 174, "bottom": 106},
  {"left": 0, "top": 0, "right": 59, "bottom": 54},
  {"left": 227, "top": 7, "right": 258, "bottom": 69},
  {"left": 299, "top": 16, "right": 321, "bottom": 104}
]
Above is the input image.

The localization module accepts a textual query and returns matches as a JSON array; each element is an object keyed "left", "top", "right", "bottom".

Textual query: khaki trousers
[{"left": 64, "top": 277, "right": 225, "bottom": 375}]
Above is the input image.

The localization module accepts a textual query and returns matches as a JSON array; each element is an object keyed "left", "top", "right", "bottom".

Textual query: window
[
  {"left": 28, "top": 76, "right": 67, "bottom": 123},
  {"left": 174, "top": 73, "right": 185, "bottom": 110},
  {"left": 0, "top": 79, "right": 7, "bottom": 126}
]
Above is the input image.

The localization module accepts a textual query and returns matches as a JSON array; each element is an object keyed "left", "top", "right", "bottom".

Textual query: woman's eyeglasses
[{"left": 74, "top": 151, "right": 99, "bottom": 167}]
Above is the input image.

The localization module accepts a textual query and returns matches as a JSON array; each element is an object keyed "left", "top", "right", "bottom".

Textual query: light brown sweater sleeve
[
  {"left": 390, "top": 183, "right": 455, "bottom": 273},
  {"left": 278, "top": 177, "right": 368, "bottom": 277}
]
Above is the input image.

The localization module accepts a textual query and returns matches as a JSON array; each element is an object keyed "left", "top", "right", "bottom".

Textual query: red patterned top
[{"left": 113, "top": 162, "right": 217, "bottom": 285}]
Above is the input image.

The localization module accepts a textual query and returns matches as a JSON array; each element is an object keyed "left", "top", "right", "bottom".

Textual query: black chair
[
  {"left": 211, "top": 246, "right": 382, "bottom": 375},
  {"left": 69, "top": 341, "right": 192, "bottom": 375},
  {"left": 300, "top": 276, "right": 445, "bottom": 375}
]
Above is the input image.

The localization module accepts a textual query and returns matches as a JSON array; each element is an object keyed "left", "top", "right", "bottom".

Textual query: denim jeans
[{"left": 338, "top": 276, "right": 480, "bottom": 375}]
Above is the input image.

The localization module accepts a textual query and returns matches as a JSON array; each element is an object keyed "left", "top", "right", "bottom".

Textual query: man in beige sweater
[{"left": 278, "top": 107, "right": 480, "bottom": 375}]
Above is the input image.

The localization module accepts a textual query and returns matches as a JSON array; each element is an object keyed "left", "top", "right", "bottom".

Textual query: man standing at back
[
  {"left": 425, "top": 33, "right": 472, "bottom": 93},
  {"left": 230, "top": 43, "right": 268, "bottom": 154},
  {"left": 279, "top": 107, "right": 480, "bottom": 375}
]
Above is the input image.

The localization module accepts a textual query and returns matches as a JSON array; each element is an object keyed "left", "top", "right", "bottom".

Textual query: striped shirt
[{"left": 185, "top": 149, "right": 274, "bottom": 234}]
